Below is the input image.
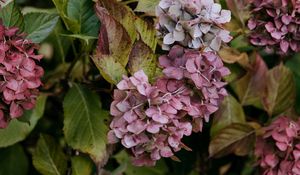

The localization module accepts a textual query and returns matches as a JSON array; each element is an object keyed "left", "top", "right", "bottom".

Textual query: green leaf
[
  {"left": 94, "top": 1, "right": 132, "bottom": 66},
  {"left": 97, "top": 0, "right": 137, "bottom": 42},
  {"left": 134, "top": 17, "right": 157, "bottom": 51},
  {"left": 286, "top": 53, "right": 300, "bottom": 77},
  {"left": 0, "top": 95, "right": 47, "bottom": 148},
  {"left": 135, "top": 0, "right": 160, "bottom": 16},
  {"left": 286, "top": 54, "right": 300, "bottom": 115},
  {"left": 24, "top": 12, "right": 59, "bottom": 43},
  {"left": 63, "top": 84, "right": 109, "bottom": 163},
  {"left": 44, "top": 20, "right": 72, "bottom": 63},
  {"left": 210, "top": 95, "right": 246, "bottom": 137},
  {"left": 128, "top": 41, "right": 157, "bottom": 80},
  {"left": 92, "top": 55, "right": 127, "bottom": 85},
  {"left": 67, "top": 0, "right": 100, "bottom": 36},
  {"left": 113, "top": 150, "right": 168, "bottom": 175},
  {"left": 231, "top": 53, "right": 267, "bottom": 107},
  {"left": 71, "top": 156, "right": 94, "bottom": 175},
  {"left": 61, "top": 34, "right": 97, "bottom": 45},
  {"left": 51, "top": 0, "right": 80, "bottom": 33},
  {"left": 0, "top": 1, "right": 24, "bottom": 30},
  {"left": 209, "top": 123, "right": 255, "bottom": 158},
  {"left": 0, "top": 144, "right": 29, "bottom": 175},
  {"left": 33, "top": 134, "right": 67, "bottom": 175},
  {"left": 263, "top": 64, "right": 296, "bottom": 116}
]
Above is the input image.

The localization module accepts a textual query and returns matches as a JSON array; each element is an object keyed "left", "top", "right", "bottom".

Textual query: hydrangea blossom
[
  {"left": 255, "top": 116, "right": 300, "bottom": 174},
  {"left": 108, "top": 70, "right": 194, "bottom": 166},
  {"left": 248, "top": 0, "right": 300, "bottom": 54},
  {"left": 156, "top": 0, "right": 232, "bottom": 51},
  {"left": 159, "top": 45, "right": 230, "bottom": 132},
  {"left": 0, "top": 22, "right": 44, "bottom": 128}
]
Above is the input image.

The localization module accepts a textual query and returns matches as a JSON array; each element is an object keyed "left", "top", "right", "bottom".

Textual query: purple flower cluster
[
  {"left": 248, "top": 0, "right": 300, "bottom": 54},
  {"left": 255, "top": 116, "right": 300, "bottom": 174},
  {"left": 108, "top": 70, "right": 193, "bottom": 166},
  {"left": 0, "top": 22, "right": 43, "bottom": 128},
  {"left": 156, "top": 0, "right": 232, "bottom": 51},
  {"left": 159, "top": 45, "right": 230, "bottom": 132}
]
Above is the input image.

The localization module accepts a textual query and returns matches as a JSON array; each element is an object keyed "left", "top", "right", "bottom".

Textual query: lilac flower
[
  {"left": 255, "top": 116, "right": 300, "bottom": 174},
  {"left": 156, "top": 0, "right": 232, "bottom": 51},
  {"left": 0, "top": 22, "right": 44, "bottom": 128},
  {"left": 159, "top": 45, "right": 230, "bottom": 132},
  {"left": 108, "top": 70, "right": 194, "bottom": 166},
  {"left": 248, "top": 0, "right": 300, "bottom": 54}
]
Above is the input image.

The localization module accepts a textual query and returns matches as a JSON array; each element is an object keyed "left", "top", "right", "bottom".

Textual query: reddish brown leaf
[{"left": 231, "top": 53, "right": 268, "bottom": 107}]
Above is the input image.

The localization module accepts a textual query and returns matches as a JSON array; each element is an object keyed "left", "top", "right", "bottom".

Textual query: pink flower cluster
[
  {"left": 0, "top": 22, "right": 43, "bottom": 128},
  {"left": 108, "top": 0, "right": 231, "bottom": 166},
  {"left": 255, "top": 116, "right": 300, "bottom": 174},
  {"left": 108, "top": 46, "right": 229, "bottom": 166},
  {"left": 248, "top": 0, "right": 300, "bottom": 54},
  {"left": 156, "top": 0, "right": 232, "bottom": 51},
  {"left": 108, "top": 70, "right": 193, "bottom": 166},
  {"left": 159, "top": 45, "right": 230, "bottom": 132}
]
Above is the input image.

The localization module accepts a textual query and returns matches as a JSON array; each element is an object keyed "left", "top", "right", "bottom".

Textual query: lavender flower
[
  {"left": 248, "top": 0, "right": 300, "bottom": 54},
  {"left": 0, "top": 22, "right": 44, "bottom": 128},
  {"left": 156, "top": 0, "right": 232, "bottom": 51},
  {"left": 159, "top": 45, "right": 230, "bottom": 132},
  {"left": 255, "top": 116, "right": 300, "bottom": 174}
]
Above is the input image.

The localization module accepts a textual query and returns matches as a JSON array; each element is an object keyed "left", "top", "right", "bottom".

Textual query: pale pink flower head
[
  {"left": 108, "top": 70, "right": 194, "bottom": 166},
  {"left": 0, "top": 21, "right": 44, "bottom": 128},
  {"left": 255, "top": 116, "right": 300, "bottom": 174},
  {"left": 248, "top": 0, "right": 300, "bottom": 54},
  {"left": 159, "top": 45, "right": 230, "bottom": 132},
  {"left": 156, "top": 0, "right": 232, "bottom": 51}
]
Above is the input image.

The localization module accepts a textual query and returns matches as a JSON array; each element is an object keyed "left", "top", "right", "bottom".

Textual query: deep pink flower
[
  {"left": 255, "top": 116, "right": 300, "bottom": 174},
  {"left": 248, "top": 0, "right": 300, "bottom": 54},
  {"left": 0, "top": 21, "right": 43, "bottom": 128}
]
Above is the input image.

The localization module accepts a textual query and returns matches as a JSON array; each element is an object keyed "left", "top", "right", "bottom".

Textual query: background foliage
[{"left": 0, "top": 0, "right": 299, "bottom": 175}]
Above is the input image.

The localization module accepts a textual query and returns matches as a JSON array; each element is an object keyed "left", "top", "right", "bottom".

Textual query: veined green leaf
[
  {"left": 24, "top": 12, "right": 59, "bottom": 43},
  {"left": 63, "top": 84, "right": 109, "bottom": 163},
  {"left": 33, "top": 135, "right": 67, "bottom": 175},
  {"left": 71, "top": 156, "right": 94, "bottom": 175},
  {"left": 67, "top": 0, "right": 100, "bottom": 36},
  {"left": 0, "top": 1, "right": 24, "bottom": 30}
]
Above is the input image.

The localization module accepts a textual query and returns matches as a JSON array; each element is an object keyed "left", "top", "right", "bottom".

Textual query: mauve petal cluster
[
  {"left": 108, "top": 70, "right": 193, "bottom": 166},
  {"left": 255, "top": 116, "right": 300, "bottom": 175},
  {"left": 159, "top": 45, "right": 230, "bottom": 132},
  {"left": 0, "top": 22, "right": 43, "bottom": 128},
  {"left": 248, "top": 0, "right": 300, "bottom": 54},
  {"left": 156, "top": 0, "right": 232, "bottom": 51}
]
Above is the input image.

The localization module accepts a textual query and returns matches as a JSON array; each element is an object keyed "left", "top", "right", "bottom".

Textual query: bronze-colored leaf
[
  {"left": 94, "top": 3, "right": 132, "bottom": 66},
  {"left": 218, "top": 47, "right": 249, "bottom": 65},
  {"left": 231, "top": 53, "right": 267, "bottom": 107},
  {"left": 210, "top": 95, "right": 246, "bottom": 137},
  {"left": 128, "top": 40, "right": 157, "bottom": 81},
  {"left": 96, "top": 0, "right": 137, "bottom": 42},
  {"left": 209, "top": 123, "right": 255, "bottom": 158},
  {"left": 263, "top": 64, "right": 296, "bottom": 116}
]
